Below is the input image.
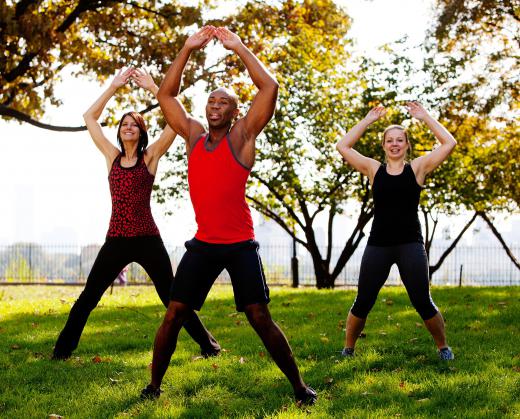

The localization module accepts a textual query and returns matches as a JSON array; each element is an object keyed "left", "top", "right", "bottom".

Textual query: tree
[
  {"left": 1, "top": 0, "right": 203, "bottom": 131},
  {"left": 417, "top": 0, "right": 520, "bottom": 273},
  {"left": 159, "top": 0, "right": 415, "bottom": 288}
]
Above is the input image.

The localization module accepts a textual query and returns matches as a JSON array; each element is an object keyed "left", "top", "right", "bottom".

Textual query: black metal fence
[{"left": 0, "top": 242, "right": 518, "bottom": 286}]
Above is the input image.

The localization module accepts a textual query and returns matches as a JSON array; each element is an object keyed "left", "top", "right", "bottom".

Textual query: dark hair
[{"left": 116, "top": 112, "right": 148, "bottom": 157}]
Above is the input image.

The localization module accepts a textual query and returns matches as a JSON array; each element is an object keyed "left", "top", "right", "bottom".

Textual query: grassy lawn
[{"left": 0, "top": 284, "right": 518, "bottom": 418}]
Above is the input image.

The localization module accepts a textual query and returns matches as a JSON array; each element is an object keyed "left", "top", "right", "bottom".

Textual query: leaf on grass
[
  {"left": 239, "top": 357, "right": 245, "bottom": 364},
  {"left": 416, "top": 398, "right": 430, "bottom": 402},
  {"left": 212, "top": 363, "right": 219, "bottom": 369},
  {"left": 385, "top": 299, "right": 394, "bottom": 305},
  {"left": 49, "top": 414, "right": 64, "bottom": 419},
  {"left": 148, "top": 362, "right": 153, "bottom": 370},
  {"left": 60, "top": 299, "right": 67, "bottom": 304},
  {"left": 11, "top": 344, "right": 21, "bottom": 350},
  {"left": 415, "top": 322, "right": 423, "bottom": 328},
  {"left": 258, "top": 351, "right": 265, "bottom": 358},
  {"left": 92, "top": 355, "right": 102, "bottom": 363},
  {"left": 324, "top": 376, "right": 334, "bottom": 384},
  {"left": 31, "top": 322, "right": 39, "bottom": 328},
  {"left": 307, "top": 312, "right": 316, "bottom": 319},
  {"left": 228, "top": 312, "right": 239, "bottom": 317},
  {"left": 512, "top": 366, "right": 520, "bottom": 373},
  {"left": 399, "top": 381, "right": 405, "bottom": 388},
  {"left": 235, "top": 320, "right": 242, "bottom": 326},
  {"left": 191, "top": 355, "right": 204, "bottom": 361}
]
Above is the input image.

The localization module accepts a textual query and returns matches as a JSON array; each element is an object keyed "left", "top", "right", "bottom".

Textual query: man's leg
[
  {"left": 244, "top": 303, "right": 315, "bottom": 403},
  {"left": 147, "top": 301, "right": 192, "bottom": 391},
  {"left": 53, "top": 240, "right": 128, "bottom": 358},
  {"left": 136, "top": 237, "right": 220, "bottom": 355}
]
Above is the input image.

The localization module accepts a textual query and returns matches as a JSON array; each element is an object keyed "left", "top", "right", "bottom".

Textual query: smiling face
[
  {"left": 118, "top": 115, "right": 140, "bottom": 143},
  {"left": 205, "top": 87, "right": 239, "bottom": 129},
  {"left": 382, "top": 126, "right": 410, "bottom": 161},
  {"left": 116, "top": 112, "right": 148, "bottom": 156}
]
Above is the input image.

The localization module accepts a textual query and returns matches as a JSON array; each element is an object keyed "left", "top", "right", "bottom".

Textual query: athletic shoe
[
  {"left": 340, "top": 347, "right": 355, "bottom": 357},
  {"left": 294, "top": 386, "right": 317, "bottom": 405},
  {"left": 438, "top": 347, "right": 455, "bottom": 360},
  {"left": 201, "top": 346, "right": 221, "bottom": 358},
  {"left": 140, "top": 384, "right": 162, "bottom": 400},
  {"left": 51, "top": 349, "right": 71, "bottom": 360}
]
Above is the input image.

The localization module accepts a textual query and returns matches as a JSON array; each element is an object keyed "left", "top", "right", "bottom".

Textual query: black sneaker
[
  {"left": 140, "top": 384, "right": 162, "bottom": 400},
  {"left": 340, "top": 347, "right": 355, "bottom": 358},
  {"left": 295, "top": 386, "right": 317, "bottom": 406},
  {"left": 51, "top": 349, "right": 71, "bottom": 360},
  {"left": 201, "top": 346, "right": 221, "bottom": 358}
]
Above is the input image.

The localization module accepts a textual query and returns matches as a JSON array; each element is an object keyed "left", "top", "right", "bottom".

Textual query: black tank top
[{"left": 367, "top": 163, "right": 423, "bottom": 246}]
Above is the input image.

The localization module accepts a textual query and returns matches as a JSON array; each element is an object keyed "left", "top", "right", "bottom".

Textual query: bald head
[{"left": 209, "top": 87, "right": 239, "bottom": 109}]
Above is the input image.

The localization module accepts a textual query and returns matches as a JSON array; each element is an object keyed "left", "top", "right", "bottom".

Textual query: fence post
[
  {"left": 458, "top": 264, "right": 463, "bottom": 288},
  {"left": 29, "top": 243, "right": 33, "bottom": 282},
  {"left": 291, "top": 238, "right": 299, "bottom": 288}
]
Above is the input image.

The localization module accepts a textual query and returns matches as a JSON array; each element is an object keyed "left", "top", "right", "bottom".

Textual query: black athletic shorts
[{"left": 170, "top": 238, "right": 270, "bottom": 311}]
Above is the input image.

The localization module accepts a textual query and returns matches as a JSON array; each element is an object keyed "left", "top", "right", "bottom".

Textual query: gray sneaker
[
  {"left": 438, "top": 346, "right": 455, "bottom": 360},
  {"left": 340, "top": 347, "right": 355, "bottom": 357}
]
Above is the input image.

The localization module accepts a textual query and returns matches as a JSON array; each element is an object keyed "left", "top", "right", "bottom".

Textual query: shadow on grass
[{"left": 0, "top": 286, "right": 518, "bottom": 417}]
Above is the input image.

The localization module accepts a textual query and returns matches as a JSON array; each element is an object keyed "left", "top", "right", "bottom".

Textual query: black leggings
[
  {"left": 54, "top": 236, "right": 219, "bottom": 355},
  {"left": 351, "top": 242, "right": 438, "bottom": 320}
]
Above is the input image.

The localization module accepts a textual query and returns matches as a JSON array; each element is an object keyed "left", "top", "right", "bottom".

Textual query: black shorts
[{"left": 170, "top": 238, "right": 270, "bottom": 311}]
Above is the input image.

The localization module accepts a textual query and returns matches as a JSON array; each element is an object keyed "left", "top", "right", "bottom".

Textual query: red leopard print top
[{"left": 106, "top": 154, "right": 160, "bottom": 238}]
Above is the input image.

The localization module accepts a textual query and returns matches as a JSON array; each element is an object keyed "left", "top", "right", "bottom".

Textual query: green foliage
[
  {"left": 0, "top": 285, "right": 519, "bottom": 417},
  {"left": 1, "top": 0, "right": 203, "bottom": 127}
]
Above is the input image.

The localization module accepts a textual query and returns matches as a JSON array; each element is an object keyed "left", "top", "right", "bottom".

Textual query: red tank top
[
  {"left": 106, "top": 154, "right": 160, "bottom": 238},
  {"left": 188, "top": 133, "right": 254, "bottom": 243}
]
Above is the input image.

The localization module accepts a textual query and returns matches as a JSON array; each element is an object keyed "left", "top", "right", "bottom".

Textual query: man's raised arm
[
  {"left": 215, "top": 28, "right": 279, "bottom": 140},
  {"left": 157, "top": 26, "right": 215, "bottom": 141}
]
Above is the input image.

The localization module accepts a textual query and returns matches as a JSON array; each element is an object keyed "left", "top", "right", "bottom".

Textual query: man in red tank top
[{"left": 141, "top": 26, "right": 316, "bottom": 405}]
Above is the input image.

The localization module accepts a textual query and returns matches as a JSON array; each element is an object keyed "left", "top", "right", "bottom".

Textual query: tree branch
[
  {"left": 251, "top": 173, "right": 305, "bottom": 230},
  {"left": 478, "top": 211, "right": 520, "bottom": 270},
  {"left": 246, "top": 194, "right": 307, "bottom": 248},
  {"left": 0, "top": 103, "right": 158, "bottom": 132},
  {"left": 429, "top": 211, "right": 478, "bottom": 275}
]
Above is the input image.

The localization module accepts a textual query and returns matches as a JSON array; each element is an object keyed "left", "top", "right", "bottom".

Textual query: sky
[{"left": 0, "top": 0, "right": 517, "bottom": 247}]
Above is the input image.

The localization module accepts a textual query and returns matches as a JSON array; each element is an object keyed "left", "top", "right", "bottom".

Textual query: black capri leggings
[
  {"left": 54, "top": 236, "right": 218, "bottom": 355},
  {"left": 351, "top": 242, "right": 438, "bottom": 320}
]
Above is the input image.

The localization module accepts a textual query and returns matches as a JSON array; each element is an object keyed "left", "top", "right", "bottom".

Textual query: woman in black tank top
[
  {"left": 53, "top": 69, "right": 220, "bottom": 360},
  {"left": 336, "top": 102, "right": 457, "bottom": 360}
]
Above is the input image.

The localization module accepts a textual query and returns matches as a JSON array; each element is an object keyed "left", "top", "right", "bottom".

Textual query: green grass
[{"left": 0, "top": 285, "right": 519, "bottom": 418}]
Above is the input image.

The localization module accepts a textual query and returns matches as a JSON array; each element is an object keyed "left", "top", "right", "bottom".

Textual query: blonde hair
[{"left": 381, "top": 125, "right": 412, "bottom": 160}]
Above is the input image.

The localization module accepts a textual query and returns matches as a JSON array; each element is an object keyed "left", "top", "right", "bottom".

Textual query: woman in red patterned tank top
[{"left": 53, "top": 68, "right": 220, "bottom": 360}]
